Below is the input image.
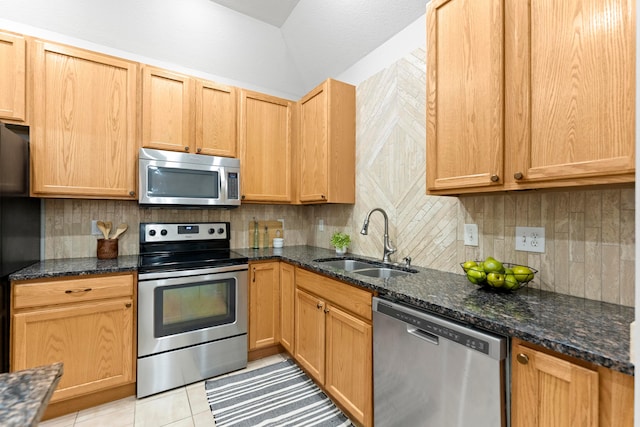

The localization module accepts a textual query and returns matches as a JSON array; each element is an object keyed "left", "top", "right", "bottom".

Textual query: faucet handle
[{"left": 403, "top": 256, "right": 412, "bottom": 267}]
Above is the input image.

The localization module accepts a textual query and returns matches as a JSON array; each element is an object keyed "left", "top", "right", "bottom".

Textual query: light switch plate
[
  {"left": 464, "top": 224, "right": 479, "bottom": 246},
  {"left": 515, "top": 226, "right": 545, "bottom": 253}
]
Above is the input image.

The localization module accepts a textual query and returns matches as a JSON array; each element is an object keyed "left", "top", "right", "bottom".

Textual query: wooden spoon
[
  {"left": 111, "top": 223, "right": 128, "bottom": 240},
  {"left": 96, "top": 221, "right": 109, "bottom": 240},
  {"left": 104, "top": 221, "right": 113, "bottom": 239}
]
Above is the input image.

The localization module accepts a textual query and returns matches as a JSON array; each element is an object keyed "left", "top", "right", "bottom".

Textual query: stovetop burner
[{"left": 138, "top": 222, "right": 248, "bottom": 273}]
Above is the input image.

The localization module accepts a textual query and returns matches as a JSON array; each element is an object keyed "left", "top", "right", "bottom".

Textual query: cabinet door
[
  {"left": 238, "top": 90, "right": 292, "bottom": 203},
  {"left": 512, "top": 341, "right": 598, "bottom": 427},
  {"left": 294, "top": 288, "right": 325, "bottom": 383},
  {"left": 31, "top": 41, "right": 138, "bottom": 199},
  {"left": 195, "top": 80, "right": 237, "bottom": 157},
  {"left": 0, "top": 31, "right": 26, "bottom": 122},
  {"left": 12, "top": 298, "right": 134, "bottom": 402},
  {"left": 325, "top": 304, "right": 372, "bottom": 427},
  {"left": 507, "top": 0, "right": 635, "bottom": 186},
  {"left": 141, "top": 66, "right": 193, "bottom": 153},
  {"left": 248, "top": 262, "right": 280, "bottom": 350},
  {"left": 279, "top": 262, "right": 295, "bottom": 354},
  {"left": 298, "top": 79, "right": 355, "bottom": 204},
  {"left": 299, "top": 83, "right": 328, "bottom": 202},
  {"left": 426, "top": 0, "right": 504, "bottom": 192}
]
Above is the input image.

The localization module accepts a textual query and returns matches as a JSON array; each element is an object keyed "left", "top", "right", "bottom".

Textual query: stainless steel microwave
[{"left": 138, "top": 148, "right": 240, "bottom": 208}]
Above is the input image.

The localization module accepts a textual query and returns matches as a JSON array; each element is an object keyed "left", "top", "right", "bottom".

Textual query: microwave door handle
[{"left": 219, "top": 170, "right": 225, "bottom": 200}]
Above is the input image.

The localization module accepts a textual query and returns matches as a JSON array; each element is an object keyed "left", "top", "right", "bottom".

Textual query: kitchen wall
[
  {"left": 43, "top": 46, "right": 635, "bottom": 307},
  {"left": 308, "top": 48, "right": 636, "bottom": 307},
  {"left": 43, "top": 200, "right": 312, "bottom": 259}
]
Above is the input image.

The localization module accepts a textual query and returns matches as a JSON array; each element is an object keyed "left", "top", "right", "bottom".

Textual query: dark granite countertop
[
  {"left": 9, "top": 255, "right": 138, "bottom": 281},
  {"left": 0, "top": 362, "right": 63, "bottom": 426},
  {"left": 238, "top": 246, "right": 635, "bottom": 376},
  {"left": 9, "top": 247, "right": 634, "bottom": 375}
]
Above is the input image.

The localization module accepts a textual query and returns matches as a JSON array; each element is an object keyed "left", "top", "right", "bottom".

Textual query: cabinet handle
[
  {"left": 516, "top": 353, "right": 529, "bottom": 365},
  {"left": 324, "top": 308, "right": 330, "bottom": 313},
  {"left": 129, "top": 190, "right": 135, "bottom": 197},
  {"left": 65, "top": 288, "right": 92, "bottom": 294},
  {"left": 252, "top": 267, "right": 256, "bottom": 282},
  {"left": 241, "top": 195, "right": 246, "bottom": 200},
  {"left": 184, "top": 146, "right": 189, "bottom": 151},
  {"left": 125, "top": 303, "right": 132, "bottom": 308},
  {"left": 316, "top": 302, "right": 323, "bottom": 309},
  {"left": 321, "top": 194, "right": 326, "bottom": 199},
  {"left": 196, "top": 148, "right": 202, "bottom": 153},
  {"left": 514, "top": 172, "right": 524, "bottom": 180},
  {"left": 490, "top": 175, "right": 499, "bottom": 182}
]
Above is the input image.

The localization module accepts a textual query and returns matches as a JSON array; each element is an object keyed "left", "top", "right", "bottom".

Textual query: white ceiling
[
  {"left": 210, "top": 0, "right": 428, "bottom": 90},
  {"left": 210, "top": 0, "right": 301, "bottom": 27}
]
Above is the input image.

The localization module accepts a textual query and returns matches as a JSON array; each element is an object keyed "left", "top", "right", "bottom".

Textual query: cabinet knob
[
  {"left": 516, "top": 353, "right": 529, "bottom": 365},
  {"left": 241, "top": 195, "right": 246, "bottom": 200},
  {"left": 321, "top": 194, "right": 326, "bottom": 199},
  {"left": 490, "top": 175, "right": 500, "bottom": 182},
  {"left": 184, "top": 146, "right": 189, "bottom": 151},
  {"left": 316, "top": 302, "right": 323, "bottom": 309},
  {"left": 514, "top": 172, "right": 524, "bottom": 180},
  {"left": 197, "top": 148, "right": 202, "bottom": 153},
  {"left": 324, "top": 308, "right": 330, "bottom": 313},
  {"left": 125, "top": 303, "right": 132, "bottom": 308},
  {"left": 129, "top": 190, "right": 135, "bottom": 197}
]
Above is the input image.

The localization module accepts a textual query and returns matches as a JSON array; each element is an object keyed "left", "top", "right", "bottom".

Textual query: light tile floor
[{"left": 39, "top": 354, "right": 288, "bottom": 427}]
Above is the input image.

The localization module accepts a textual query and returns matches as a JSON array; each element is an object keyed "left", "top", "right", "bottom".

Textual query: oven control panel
[{"left": 141, "top": 222, "right": 229, "bottom": 242}]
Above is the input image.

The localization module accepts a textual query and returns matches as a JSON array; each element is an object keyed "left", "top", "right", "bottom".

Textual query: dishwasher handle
[{"left": 407, "top": 325, "right": 439, "bottom": 345}]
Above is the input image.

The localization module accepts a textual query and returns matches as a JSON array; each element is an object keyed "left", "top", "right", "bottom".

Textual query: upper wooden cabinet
[
  {"left": 298, "top": 79, "right": 355, "bottom": 204},
  {"left": 427, "top": 0, "right": 635, "bottom": 195},
  {"left": 427, "top": 0, "right": 504, "bottom": 193},
  {"left": 31, "top": 41, "right": 138, "bottom": 199},
  {"left": 0, "top": 31, "right": 26, "bottom": 123},
  {"left": 141, "top": 66, "right": 237, "bottom": 157},
  {"left": 238, "top": 89, "right": 293, "bottom": 203}
]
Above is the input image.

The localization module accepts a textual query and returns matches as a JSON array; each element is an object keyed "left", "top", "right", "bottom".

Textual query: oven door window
[
  {"left": 148, "top": 166, "right": 219, "bottom": 199},
  {"left": 154, "top": 279, "right": 235, "bottom": 337}
]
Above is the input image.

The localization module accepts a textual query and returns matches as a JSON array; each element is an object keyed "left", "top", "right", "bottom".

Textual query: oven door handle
[{"left": 138, "top": 264, "right": 248, "bottom": 281}]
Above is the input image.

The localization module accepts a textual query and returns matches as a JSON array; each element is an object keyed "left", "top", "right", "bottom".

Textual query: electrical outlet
[
  {"left": 515, "top": 226, "right": 545, "bottom": 253},
  {"left": 277, "top": 218, "right": 285, "bottom": 230},
  {"left": 464, "top": 224, "right": 479, "bottom": 246},
  {"left": 319, "top": 219, "right": 324, "bottom": 232},
  {"left": 90, "top": 220, "right": 102, "bottom": 236}
]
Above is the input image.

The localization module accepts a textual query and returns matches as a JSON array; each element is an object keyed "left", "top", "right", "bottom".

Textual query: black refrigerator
[{"left": 0, "top": 123, "right": 41, "bottom": 372}]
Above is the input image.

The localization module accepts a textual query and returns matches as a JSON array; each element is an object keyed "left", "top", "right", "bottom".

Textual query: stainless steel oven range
[{"left": 137, "top": 222, "right": 248, "bottom": 398}]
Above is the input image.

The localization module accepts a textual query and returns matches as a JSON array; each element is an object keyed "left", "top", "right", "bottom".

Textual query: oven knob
[
  {"left": 161, "top": 229, "right": 168, "bottom": 236},
  {"left": 218, "top": 228, "right": 225, "bottom": 234},
  {"left": 149, "top": 230, "right": 156, "bottom": 236},
  {"left": 208, "top": 228, "right": 215, "bottom": 234}
]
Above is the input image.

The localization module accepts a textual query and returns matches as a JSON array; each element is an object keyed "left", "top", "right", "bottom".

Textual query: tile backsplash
[{"left": 43, "top": 48, "right": 635, "bottom": 307}]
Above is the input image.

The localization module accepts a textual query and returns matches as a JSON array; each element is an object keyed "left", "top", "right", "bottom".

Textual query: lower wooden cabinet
[
  {"left": 512, "top": 338, "right": 633, "bottom": 427},
  {"left": 279, "top": 262, "right": 295, "bottom": 354},
  {"left": 295, "top": 268, "right": 373, "bottom": 427},
  {"left": 11, "top": 273, "right": 135, "bottom": 405},
  {"left": 248, "top": 261, "right": 280, "bottom": 350}
]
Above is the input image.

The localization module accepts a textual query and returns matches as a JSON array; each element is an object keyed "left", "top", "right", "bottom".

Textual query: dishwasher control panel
[{"left": 375, "top": 299, "right": 503, "bottom": 356}]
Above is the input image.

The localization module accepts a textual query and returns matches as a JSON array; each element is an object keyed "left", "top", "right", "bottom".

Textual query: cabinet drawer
[
  {"left": 13, "top": 274, "right": 134, "bottom": 309},
  {"left": 296, "top": 268, "right": 372, "bottom": 321}
]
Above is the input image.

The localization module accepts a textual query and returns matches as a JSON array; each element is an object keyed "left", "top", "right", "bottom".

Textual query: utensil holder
[{"left": 97, "top": 238, "right": 118, "bottom": 260}]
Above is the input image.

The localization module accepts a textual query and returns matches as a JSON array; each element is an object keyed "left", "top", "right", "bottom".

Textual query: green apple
[{"left": 487, "top": 272, "right": 505, "bottom": 288}]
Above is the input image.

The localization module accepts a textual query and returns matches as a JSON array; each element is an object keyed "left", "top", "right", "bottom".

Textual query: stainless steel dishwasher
[{"left": 373, "top": 297, "right": 508, "bottom": 427}]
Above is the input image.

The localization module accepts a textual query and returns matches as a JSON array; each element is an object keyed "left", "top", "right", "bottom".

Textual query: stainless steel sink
[
  {"left": 314, "top": 258, "right": 377, "bottom": 271},
  {"left": 352, "top": 267, "right": 412, "bottom": 279}
]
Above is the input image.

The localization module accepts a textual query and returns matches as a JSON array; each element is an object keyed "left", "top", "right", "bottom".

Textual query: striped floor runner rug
[{"left": 205, "top": 359, "right": 354, "bottom": 427}]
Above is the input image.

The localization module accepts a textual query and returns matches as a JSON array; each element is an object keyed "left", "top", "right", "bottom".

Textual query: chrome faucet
[{"left": 360, "top": 208, "right": 396, "bottom": 263}]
